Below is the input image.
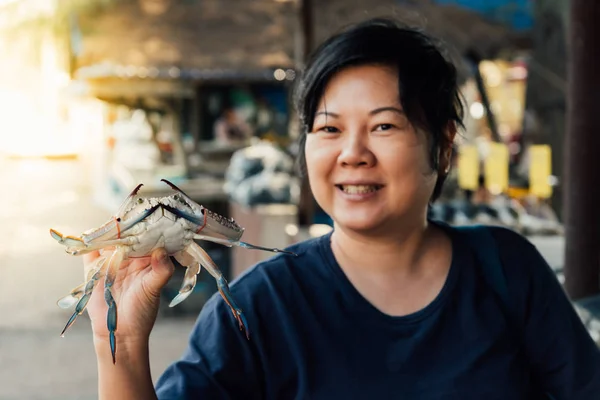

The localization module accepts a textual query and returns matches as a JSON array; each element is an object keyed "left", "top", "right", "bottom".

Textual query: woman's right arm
[
  {"left": 86, "top": 247, "right": 264, "bottom": 400},
  {"left": 95, "top": 338, "right": 157, "bottom": 400},
  {"left": 84, "top": 248, "right": 175, "bottom": 400}
]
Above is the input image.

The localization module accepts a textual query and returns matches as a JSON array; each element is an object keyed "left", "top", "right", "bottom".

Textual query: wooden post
[
  {"left": 563, "top": 0, "right": 600, "bottom": 300},
  {"left": 294, "top": 0, "right": 313, "bottom": 68},
  {"left": 522, "top": 0, "right": 568, "bottom": 221}
]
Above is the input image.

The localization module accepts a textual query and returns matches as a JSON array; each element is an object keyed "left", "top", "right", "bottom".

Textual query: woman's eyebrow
[
  {"left": 314, "top": 107, "right": 405, "bottom": 118},
  {"left": 369, "top": 106, "right": 405, "bottom": 116},
  {"left": 314, "top": 111, "right": 339, "bottom": 118}
]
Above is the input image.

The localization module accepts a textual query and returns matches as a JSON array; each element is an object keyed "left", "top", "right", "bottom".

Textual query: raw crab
[{"left": 50, "top": 179, "right": 296, "bottom": 363}]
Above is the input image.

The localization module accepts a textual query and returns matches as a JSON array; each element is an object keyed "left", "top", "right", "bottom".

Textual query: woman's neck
[
  {"left": 330, "top": 218, "right": 435, "bottom": 277},
  {"left": 329, "top": 219, "right": 453, "bottom": 317}
]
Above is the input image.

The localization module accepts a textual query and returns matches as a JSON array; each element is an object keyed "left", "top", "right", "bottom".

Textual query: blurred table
[
  {"left": 230, "top": 203, "right": 298, "bottom": 279},
  {"left": 574, "top": 294, "right": 600, "bottom": 345}
]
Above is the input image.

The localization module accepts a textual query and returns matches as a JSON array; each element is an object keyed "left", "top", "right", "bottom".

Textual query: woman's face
[{"left": 304, "top": 64, "right": 438, "bottom": 235}]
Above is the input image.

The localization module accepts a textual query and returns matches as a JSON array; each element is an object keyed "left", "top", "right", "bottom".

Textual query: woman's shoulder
[
  {"left": 482, "top": 225, "right": 549, "bottom": 274},
  {"left": 439, "top": 221, "right": 555, "bottom": 289},
  {"left": 485, "top": 225, "right": 537, "bottom": 249},
  {"left": 441, "top": 222, "right": 542, "bottom": 266},
  {"left": 444, "top": 222, "right": 561, "bottom": 305}
]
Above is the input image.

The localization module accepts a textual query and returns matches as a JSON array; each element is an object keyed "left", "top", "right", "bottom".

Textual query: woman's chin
[{"left": 333, "top": 216, "right": 386, "bottom": 234}]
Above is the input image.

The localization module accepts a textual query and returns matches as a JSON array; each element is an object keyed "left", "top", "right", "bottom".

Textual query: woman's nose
[{"left": 337, "top": 133, "right": 375, "bottom": 167}]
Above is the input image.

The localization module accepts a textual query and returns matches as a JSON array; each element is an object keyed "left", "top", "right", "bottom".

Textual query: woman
[{"left": 86, "top": 18, "right": 600, "bottom": 399}]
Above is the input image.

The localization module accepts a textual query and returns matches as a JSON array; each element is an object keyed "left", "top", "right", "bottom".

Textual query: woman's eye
[
  {"left": 319, "top": 126, "right": 340, "bottom": 133},
  {"left": 376, "top": 124, "right": 394, "bottom": 131}
]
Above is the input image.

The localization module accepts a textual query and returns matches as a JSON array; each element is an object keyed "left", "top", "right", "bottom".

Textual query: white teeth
[{"left": 341, "top": 185, "right": 379, "bottom": 194}]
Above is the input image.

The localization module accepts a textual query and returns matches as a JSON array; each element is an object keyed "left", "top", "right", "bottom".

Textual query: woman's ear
[
  {"left": 446, "top": 121, "right": 457, "bottom": 144},
  {"left": 440, "top": 122, "right": 457, "bottom": 174}
]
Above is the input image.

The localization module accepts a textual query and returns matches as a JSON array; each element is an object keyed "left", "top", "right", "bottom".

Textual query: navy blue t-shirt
[{"left": 155, "top": 224, "right": 600, "bottom": 399}]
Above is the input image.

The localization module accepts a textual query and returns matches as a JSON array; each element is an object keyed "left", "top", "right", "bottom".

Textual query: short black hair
[{"left": 293, "top": 17, "right": 465, "bottom": 201}]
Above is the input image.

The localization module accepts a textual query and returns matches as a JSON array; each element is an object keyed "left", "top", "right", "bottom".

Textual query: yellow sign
[
  {"left": 484, "top": 142, "right": 509, "bottom": 194},
  {"left": 529, "top": 145, "right": 552, "bottom": 198},
  {"left": 457, "top": 145, "right": 480, "bottom": 190}
]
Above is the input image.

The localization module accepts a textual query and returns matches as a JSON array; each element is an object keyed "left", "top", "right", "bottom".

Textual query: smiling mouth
[{"left": 336, "top": 184, "right": 383, "bottom": 194}]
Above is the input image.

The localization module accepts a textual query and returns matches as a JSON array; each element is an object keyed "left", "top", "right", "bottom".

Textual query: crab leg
[
  {"left": 49, "top": 230, "right": 138, "bottom": 256},
  {"left": 81, "top": 204, "right": 159, "bottom": 245},
  {"left": 168, "top": 249, "right": 202, "bottom": 307},
  {"left": 59, "top": 256, "right": 109, "bottom": 336},
  {"left": 70, "top": 237, "right": 138, "bottom": 255},
  {"left": 57, "top": 255, "right": 107, "bottom": 309},
  {"left": 58, "top": 282, "right": 85, "bottom": 309},
  {"left": 50, "top": 204, "right": 158, "bottom": 254},
  {"left": 187, "top": 242, "right": 250, "bottom": 339},
  {"left": 194, "top": 234, "right": 297, "bottom": 256},
  {"left": 103, "top": 247, "right": 127, "bottom": 364}
]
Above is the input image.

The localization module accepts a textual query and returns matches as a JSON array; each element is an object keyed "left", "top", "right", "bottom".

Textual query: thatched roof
[
  {"left": 312, "top": 0, "right": 528, "bottom": 62},
  {"left": 73, "top": 0, "right": 528, "bottom": 81},
  {"left": 74, "top": 0, "right": 297, "bottom": 77}
]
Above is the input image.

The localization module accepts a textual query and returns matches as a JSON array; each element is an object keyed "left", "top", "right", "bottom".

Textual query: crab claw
[
  {"left": 50, "top": 229, "right": 86, "bottom": 252},
  {"left": 49, "top": 228, "right": 63, "bottom": 242}
]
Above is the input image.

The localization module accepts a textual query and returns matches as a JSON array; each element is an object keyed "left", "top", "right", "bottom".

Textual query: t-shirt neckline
[{"left": 316, "top": 222, "right": 463, "bottom": 327}]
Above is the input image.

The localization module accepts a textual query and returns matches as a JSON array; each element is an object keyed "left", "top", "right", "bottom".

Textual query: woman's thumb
[{"left": 145, "top": 248, "right": 175, "bottom": 295}]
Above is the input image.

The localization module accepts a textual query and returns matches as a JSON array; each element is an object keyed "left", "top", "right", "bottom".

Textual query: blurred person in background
[
  {"left": 84, "top": 18, "right": 600, "bottom": 399},
  {"left": 214, "top": 106, "right": 252, "bottom": 144}
]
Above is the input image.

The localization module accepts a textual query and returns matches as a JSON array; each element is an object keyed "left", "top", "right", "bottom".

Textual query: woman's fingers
[
  {"left": 81, "top": 248, "right": 174, "bottom": 300},
  {"left": 142, "top": 248, "right": 175, "bottom": 299}
]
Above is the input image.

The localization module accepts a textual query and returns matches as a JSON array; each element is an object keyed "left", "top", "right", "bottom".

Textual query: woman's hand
[{"left": 83, "top": 248, "right": 175, "bottom": 351}]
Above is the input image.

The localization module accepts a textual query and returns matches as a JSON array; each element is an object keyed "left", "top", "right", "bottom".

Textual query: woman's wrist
[{"left": 94, "top": 334, "right": 150, "bottom": 364}]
